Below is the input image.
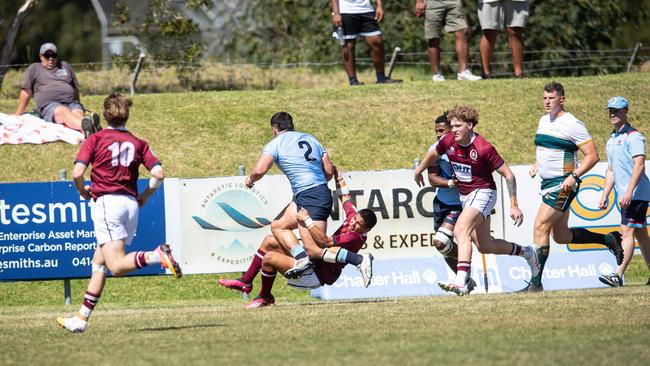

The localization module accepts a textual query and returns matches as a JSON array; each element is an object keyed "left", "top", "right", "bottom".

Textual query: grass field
[
  {"left": 1, "top": 72, "right": 650, "bottom": 364},
  {"left": 1, "top": 266, "right": 649, "bottom": 365}
]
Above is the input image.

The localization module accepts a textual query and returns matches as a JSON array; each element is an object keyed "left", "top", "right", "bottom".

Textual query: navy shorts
[
  {"left": 621, "top": 200, "right": 649, "bottom": 228},
  {"left": 340, "top": 12, "right": 382, "bottom": 39},
  {"left": 295, "top": 184, "right": 333, "bottom": 221},
  {"left": 433, "top": 196, "right": 462, "bottom": 231}
]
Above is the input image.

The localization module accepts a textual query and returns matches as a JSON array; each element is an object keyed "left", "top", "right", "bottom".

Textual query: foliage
[
  {"left": 113, "top": 0, "right": 209, "bottom": 88},
  {"left": 217, "top": 0, "right": 650, "bottom": 76}
]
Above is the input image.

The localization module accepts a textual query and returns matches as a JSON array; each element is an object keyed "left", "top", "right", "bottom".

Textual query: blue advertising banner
[
  {"left": 311, "top": 251, "right": 614, "bottom": 300},
  {"left": 0, "top": 180, "right": 166, "bottom": 281}
]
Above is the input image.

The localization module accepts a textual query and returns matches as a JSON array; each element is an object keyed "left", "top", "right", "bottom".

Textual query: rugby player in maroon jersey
[
  {"left": 219, "top": 169, "right": 377, "bottom": 307},
  {"left": 57, "top": 93, "right": 181, "bottom": 333},
  {"left": 414, "top": 105, "right": 540, "bottom": 295}
]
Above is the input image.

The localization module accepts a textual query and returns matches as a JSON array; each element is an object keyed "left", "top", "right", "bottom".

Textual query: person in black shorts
[{"left": 331, "top": 0, "right": 402, "bottom": 85}]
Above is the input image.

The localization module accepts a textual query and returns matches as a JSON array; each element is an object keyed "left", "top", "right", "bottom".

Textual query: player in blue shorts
[
  {"left": 597, "top": 96, "right": 650, "bottom": 287},
  {"left": 246, "top": 112, "right": 335, "bottom": 279}
]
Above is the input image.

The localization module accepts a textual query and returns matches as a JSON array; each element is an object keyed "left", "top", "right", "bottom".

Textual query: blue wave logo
[{"left": 192, "top": 189, "right": 270, "bottom": 232}]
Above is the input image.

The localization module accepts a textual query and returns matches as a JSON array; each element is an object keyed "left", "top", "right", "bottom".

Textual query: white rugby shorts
[
  {"left": 460, "top": 188, "right": 497, "bottom": 219},
  {"left": 287, "top": 268, "right": 321, "bottom": 290},
  {"left": 92, "top": 194, "right": 139, "bottom": 245}
]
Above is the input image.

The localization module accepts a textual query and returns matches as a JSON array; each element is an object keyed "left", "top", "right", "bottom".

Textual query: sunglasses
[
  {"left": 608, "top": 108, "right": 623, "bottom": 114},
  {"left": 42, "top": 53, "right": 57, "bottom": 59}
]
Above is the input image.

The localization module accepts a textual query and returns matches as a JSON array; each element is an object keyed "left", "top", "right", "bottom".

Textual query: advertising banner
[
  {"left": 177, "top": 170, "right": 444, "bottom": 274},
  {"left": 0, "top": 180, "right": 166, "bottom": 281}
]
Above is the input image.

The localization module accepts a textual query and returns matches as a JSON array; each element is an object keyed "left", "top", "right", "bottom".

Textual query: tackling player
[
  {"left": 246, "top": 112, "right": 335, "bottom": 279},
  {"left": 220, "top": 171, "right": 376, "bottom": 307},
  {"left": 56, "top": 93, "right": 181, "bottom": 333},
  {"left": 425, "top": 112, "right": 467, "bottom": 279},
  {"left": 520, "top": 82, "right": 624, "bottom": 292},
  {"left": 414, "top": 105, "right": 539, "bottom": 295}
]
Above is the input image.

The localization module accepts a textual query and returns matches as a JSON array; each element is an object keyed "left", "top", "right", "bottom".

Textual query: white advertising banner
[
  {"left": 177, "top": 169, "right": 453, "bottom": 274},
  {"left": 174, "top": 163, "right": 648, "bottom": 278}
]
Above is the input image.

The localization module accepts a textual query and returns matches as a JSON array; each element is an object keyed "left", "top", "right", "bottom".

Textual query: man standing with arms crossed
[
  {"left": 597, "top": 96, "right": 650, "bottom": 287},
  {"left": 246, "top": 111, "right": 335, "bottom": 279},
  {"left": 521, "top": 82, "right": 624, "bottom": 292},
  {"left": 415, "top": 105, "right": 539, "bottom": 295}
]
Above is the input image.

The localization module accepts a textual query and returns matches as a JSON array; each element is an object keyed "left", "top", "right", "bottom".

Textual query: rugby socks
[
  {"left": 259, "top": 270, "right": 276, "bottom": 297},
  {"left": 376, "top": 71, "right": 387, "bottom": 83},
  {"left": 290, "top": 245, "right": 309, "bottom": 260},
  {"left": 509, "top": 243, "right": 523, "bottom": 256},
  {"left": 78, "top": 290, "right": 100, "bottom": 320},
  {"left": 147, "top": 249, "right": 161, "bottom": 264},
  {"left": 438, "top": 241, "right": 458, "bottom": 273},
  {"left": 454, "top": 261, "right": 471, "bottom": 286},
  {"left": 570, "top": 228, "right": 609, "bottom": 245},
  {"left": 135, "top": 251, "right": 149, "bottom": 269},
  {"left": 241, "top": 249, "right": 265, "bottom": 284},
  {"left": 336, "top": 248, "right": 363, "bottom": 266},
  {"left": 530, "top": 245, "right": 550, "bottom": 286}
]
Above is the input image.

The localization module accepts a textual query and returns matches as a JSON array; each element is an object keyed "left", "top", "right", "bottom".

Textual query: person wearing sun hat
[
  {"left": 597, "top": 96, "right": 650, "bottom": 288},
  {"left": 14, "top": 42, "right": 100, "bottom": 138}
]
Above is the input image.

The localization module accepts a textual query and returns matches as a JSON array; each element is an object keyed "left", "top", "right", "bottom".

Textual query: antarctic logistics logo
[{"left": 192, "top": 182, "right": 270, "bottom": 265}]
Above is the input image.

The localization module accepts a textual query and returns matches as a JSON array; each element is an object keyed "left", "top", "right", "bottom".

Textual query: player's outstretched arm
[
  {"left": 322, "top": 153, "right": 335, "bottom": 181},
  {"left": 334, "top": 168, "right": 351, "bottom": 204},
  {"left": 246, "top": 153, "right": 274, "bottom": 188},
  {"left": 138, "top": 165, "right": 164, "bottom": 207},
  {"left": 496, "top": 162, "right": 523, "bottom": 227},
  {"left": 414, "top": 149, "right": 441, "bottom": 187},
  {"left": 427, "top": 164, "right": 456, "bottom": 189},
  {"left": 72, "top": 162, "right": 91, "bottom": 200},
  {"left": 297, "top": 208, "right": 334, "bottom": 248}
]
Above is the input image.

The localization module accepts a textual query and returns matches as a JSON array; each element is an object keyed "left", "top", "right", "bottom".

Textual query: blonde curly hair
[{"left": 448, "top": 105, "right": 479, "bottom": 126}]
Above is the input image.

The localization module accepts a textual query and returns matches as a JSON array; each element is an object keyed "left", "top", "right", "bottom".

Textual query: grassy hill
[{"left": 1, "top": 73, "right": 649, "bottom": 182}]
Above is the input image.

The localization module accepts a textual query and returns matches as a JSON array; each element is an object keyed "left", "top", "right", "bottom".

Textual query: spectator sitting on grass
[{"left": 14, "top": 42, "right": 100, "bottom": 138}]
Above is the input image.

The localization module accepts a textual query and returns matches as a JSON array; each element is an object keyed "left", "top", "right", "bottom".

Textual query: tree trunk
[{"left": 0, "top": 0, "right": 39, "bottom": 89}]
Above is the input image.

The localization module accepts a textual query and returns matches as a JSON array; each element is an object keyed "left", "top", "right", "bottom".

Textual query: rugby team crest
[{"left": 192, "top": 182, "right": 271, "bottom": 265}]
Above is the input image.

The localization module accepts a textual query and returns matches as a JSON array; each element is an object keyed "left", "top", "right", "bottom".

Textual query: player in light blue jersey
[
  {"left": 426, "top": 112, "right": 466, "bottom": 277},
  {"left": 597, "top": 96, "right": 650, "bottom": 287},
  {"left": 246, "top": 112, "right": 335, "bottom": 279}
]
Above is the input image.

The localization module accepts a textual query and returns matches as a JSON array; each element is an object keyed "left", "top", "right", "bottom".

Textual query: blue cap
[{"left": 606, "top": 96, "right": 628, "bottom": 110}]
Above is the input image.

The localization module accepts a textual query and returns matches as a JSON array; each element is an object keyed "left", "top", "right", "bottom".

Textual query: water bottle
[{"left": 336, "top": 26, "right": 345, "bottom": 46}]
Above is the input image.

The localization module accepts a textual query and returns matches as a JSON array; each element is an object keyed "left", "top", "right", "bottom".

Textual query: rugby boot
[
  {"left": 56, "top": 316, "right": 87, "bottom": 333},
  {"left": 606, "top": 231, "right": 624, "bottom": 265},
  {"left": 357, "top": 253, "right": 374, "bottom": 288},
  {"left": 284, "top": 257, "right": 314, "bottom": 279},
  {"left": 218, "top": 278, "right": 253, "bottom": 294},
  {"left": 244, "top": 295, "right": 275, "bottom": 309},
  {"left": 598, "top": 273, "right": 623, "bottom": 287},
  {"left": 157, "top": 244, "right": 182, "bottom": 278}
]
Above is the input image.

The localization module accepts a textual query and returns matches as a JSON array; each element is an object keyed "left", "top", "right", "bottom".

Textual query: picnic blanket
[{"left": 0, "top": 112, "right": 84, "bottom": 145}]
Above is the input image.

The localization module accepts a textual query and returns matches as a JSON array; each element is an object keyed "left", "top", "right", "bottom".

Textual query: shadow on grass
[
  {"left": 132, "top": 323, "right": 225, "bottom": 332},
  {"left": 287, "top": 298, "right": 400, "bottom": 307}
]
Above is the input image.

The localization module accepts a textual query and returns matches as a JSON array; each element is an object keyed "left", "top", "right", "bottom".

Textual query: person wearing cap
[
  {"left": 518, "top": 81, "right": 624, "bottom": 292},
  {"left": 14, "top": 42, "right": 100, "bottom": 138},
  {"left": 597, "top": 96, "right": 650, "bottom": 288}
]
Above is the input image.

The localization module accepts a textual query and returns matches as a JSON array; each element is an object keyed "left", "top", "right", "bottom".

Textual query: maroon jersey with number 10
[
  {"left": 75, "top": 128, "right": 160, "bottom": 199},
  {"left": 435, "top": 132, "right": 504, "bottom": 195},
  {"left": 313, "top": 200, "right": 368, "bottom": 285}
]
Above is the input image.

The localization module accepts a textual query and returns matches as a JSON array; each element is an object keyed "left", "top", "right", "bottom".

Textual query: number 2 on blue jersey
[{"left": 298, "top": 140, "right": 316, "bottom": 161}]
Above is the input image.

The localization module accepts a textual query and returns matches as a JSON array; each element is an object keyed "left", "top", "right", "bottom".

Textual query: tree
[
  {"left": 113, "top": 0, "right": 211, "bottom": 88},
  {"left": 0, "top": 0, "right": 38, "bottom": 89}
]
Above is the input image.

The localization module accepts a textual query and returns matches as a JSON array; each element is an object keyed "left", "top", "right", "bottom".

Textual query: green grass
[
  {"left": 1, "top": 272, "right": 650, "bottom": 365},
  {"left": 2, "top": 72, "right": 650, "bottom": 364},
  {"left": 1, "top": 73, "right": 649, "bottom": 182}
]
